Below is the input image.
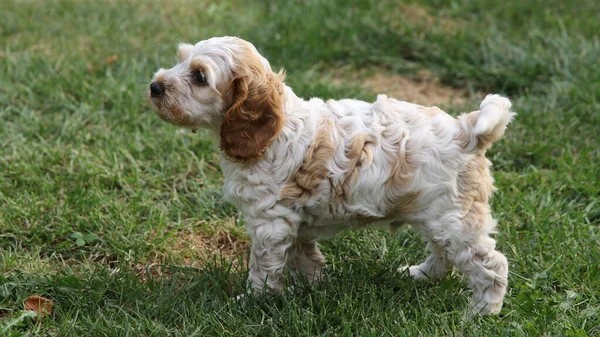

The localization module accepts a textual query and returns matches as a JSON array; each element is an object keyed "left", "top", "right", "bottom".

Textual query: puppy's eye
[{"left": 192, "top": 70, "right": 207, "bottom": 84}]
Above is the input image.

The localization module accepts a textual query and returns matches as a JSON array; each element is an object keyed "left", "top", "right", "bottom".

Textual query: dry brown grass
[
  {"left": 169, "top": 218, "right": 250, "bottom": 266},
  {"left": 130, "top": 218, "right": 249, "bottom": 282},
  {"left": 136, "top": 217, "right": 250, "bottom": 271}
]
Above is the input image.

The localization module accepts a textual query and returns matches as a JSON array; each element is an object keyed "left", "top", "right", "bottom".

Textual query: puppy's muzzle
[{"left": 150, "top": 82, "right": 165, "bottom": 98}]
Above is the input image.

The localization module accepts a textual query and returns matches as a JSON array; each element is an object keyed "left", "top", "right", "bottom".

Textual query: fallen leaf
[
  {"left": 24, "top": 296, "right": 54, "bottom": 319},
  {"left": 104, "top": 55, "right": 118, "bottom": 64},
  {"left": 86, "top": 61, "right": 96, "bottom": 71}
]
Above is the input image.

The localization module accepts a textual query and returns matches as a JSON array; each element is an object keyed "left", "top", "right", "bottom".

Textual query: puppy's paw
[
  {"left": 234, "top": 285, "right": 297, "bottom": 302},
  {"left": 286, "top": 285, "right": 297, "bottom": 295},
  {"left": 397, "top": 265, "right": 429, "bottom": 281},
  {"left": 463, "top": 300, "right": 503, "bottom": 320},
  {"left": 234, "top": 292, "right": 248, "bottom": 302},
  {"left": 233, "top": 288, "right": 253, "bottom": 302}
]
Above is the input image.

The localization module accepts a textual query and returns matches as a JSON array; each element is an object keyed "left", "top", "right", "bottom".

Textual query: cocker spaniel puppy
[{"left": 148, "top": 36, "right": 515, "bottom": 316}]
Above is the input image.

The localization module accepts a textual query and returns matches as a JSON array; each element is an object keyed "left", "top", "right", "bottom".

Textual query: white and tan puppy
[{"left": 148, "top": 36, "right": 515, "bottom": 316}]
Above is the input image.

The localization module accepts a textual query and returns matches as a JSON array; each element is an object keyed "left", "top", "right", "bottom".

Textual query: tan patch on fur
[
  {"left": 188, "top": 59, "right": 209, "bottom": 74},
  {"left": 455, "top": 111, "right": 497, "bottom": 152},
  {"left": 454, "top": 111, "right": 476, "bottom": 149},
  {"left": 153, "top": 73, "right": 166, "bottom": 84},
  {"left": 332, "top": 67, "right": 469, "bottom": 107},
  {"left": 337, "top": 132, "right": 377, "bottom": 198},
  {"left": 163, "top": 103, "right": 186, "bottom": 124},
  {"left": 346, "top": 133, "right": 376, "bottom": 167},
  {"left": 280, "top": 119, "right": 337, "bottom": 205},
  {"left": 391, "top": 191, "right": 421, "bottom": 214},
  {"left": 457, "top": 155, "right": 496, "bottom": 229},
  {"left": 220, "top": 42, "right": 286, "bottom": 162},
  {"left": 385, "top": 131, "right": 413, "bottom": 190},
  {"left": 420, "top": 106, "right": 445, "bottom": 118},
  {"left": 150, "top": 90, "right": 196, "bottom": 127},
  {"left": 382, "top": 128, "right": 421, "bottom": 214}
]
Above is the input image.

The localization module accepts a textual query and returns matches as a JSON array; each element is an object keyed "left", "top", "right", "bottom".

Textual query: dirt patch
[
  {"left": 364, "top": 69, "right": 468, "bottom": 106},
  {"left": 169, "top": 217, "right": 250, "bottom": 266},
  {"left": 399, "top": 3, "right": 434, "bottom": 25},
  {"left": 386, "top": 3, "right": 463, "bottom": 32},
  {"left": 332, "top": 67, "right": 470, "bottom": 107}
]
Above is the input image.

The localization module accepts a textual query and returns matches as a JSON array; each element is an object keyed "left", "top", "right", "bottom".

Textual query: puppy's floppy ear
[
  {"left": 177, "top": 43, "right": 194, "bottom": 62},
  {"left": 220, "top": 67, "right": 286, "bottom": 162}
]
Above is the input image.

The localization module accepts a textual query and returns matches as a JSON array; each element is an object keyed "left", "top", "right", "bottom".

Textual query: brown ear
[{"left": 220, "top": 70, "right": 285, "bottom": 162}]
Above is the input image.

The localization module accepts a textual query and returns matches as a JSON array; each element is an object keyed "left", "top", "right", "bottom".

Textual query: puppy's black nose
[{"left": 150, "top": 82, "right": 165, "bottom": 97}]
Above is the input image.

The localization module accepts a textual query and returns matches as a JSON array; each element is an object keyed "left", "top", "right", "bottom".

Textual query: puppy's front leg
[{"left": 247, "top": 217, "right": 295, "bottom": 294}]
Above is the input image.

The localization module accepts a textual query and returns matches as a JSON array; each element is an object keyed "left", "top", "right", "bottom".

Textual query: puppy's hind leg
[
  {"left": 411, "top": 212, "right": 508, "bottom": 316},
  {"left": 287, "top": 239, "right": 327, "bottom": 285},
  {"left": 437, "top": 213, "right": 508, "bottom": 317},
  {"left": 450, "top": 234, "right": 508, "bottom": 317}
]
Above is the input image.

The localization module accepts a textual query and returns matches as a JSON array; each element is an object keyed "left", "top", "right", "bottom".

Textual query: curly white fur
[{"left": 149, "top": 36, "right": 516, "bottom": 317}]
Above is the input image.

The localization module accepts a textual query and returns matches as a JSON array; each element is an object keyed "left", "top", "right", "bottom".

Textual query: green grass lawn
[{"left": 1, "top": 0, "right": 599, "bottom": 335}]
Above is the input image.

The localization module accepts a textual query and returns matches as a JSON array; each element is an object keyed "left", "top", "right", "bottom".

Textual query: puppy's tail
[{"left": 457, "top": 94, "right": 516, "bottom": 151}]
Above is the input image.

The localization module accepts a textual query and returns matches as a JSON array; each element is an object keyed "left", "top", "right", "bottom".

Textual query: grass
[{"left": 1, "top": 0, "right": 599, "bottom": 335}]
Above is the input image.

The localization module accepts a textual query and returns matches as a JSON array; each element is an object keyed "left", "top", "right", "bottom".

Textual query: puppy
[{"left": 148, "top": 36, "right": 515, "bottom": 316}]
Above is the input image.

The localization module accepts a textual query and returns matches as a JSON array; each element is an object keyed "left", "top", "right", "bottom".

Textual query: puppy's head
[{"left": 148, "top": 36, "right": 286, "bottom": 162}]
